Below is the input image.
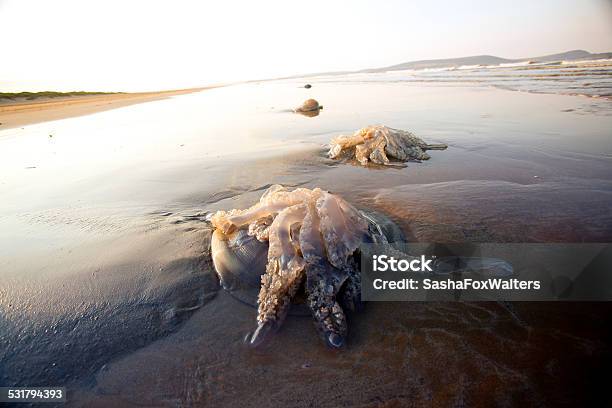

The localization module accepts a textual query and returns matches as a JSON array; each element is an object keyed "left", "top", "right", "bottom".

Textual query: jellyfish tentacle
[
  {"left": 267, "top": 203, "right": 307, "bottom": 270},
  {"left": 339, "top": 263, "right": 363, "bottom": 313},
  {"left": 316, "top": 191, "right": 369, "bottom": 269},
  {"left": 247, "top": 215, "right": 274, "bottom": 242},
  {"left": 306, "top": 262, "right": 348, "bottom": 348},
  {"left": 368, "top": 135, "right": 390, "bottom": 165},
  {"left": 248, "top": 256, "right": 305, "bottom": 347},
  {"left": 328, "top": 133, "right": 366, "bottom": 159},
  {"left": 300, "top": 198, "right": 353, "bottom": 347},
  {"left": 254, "top": 203, "right": 308, "bottom": 343},
  {"left": 299, "top": 199, "right": 325, "bottom": 262},
  {"left": 210, "top": 184, "right": 312, "bottom": 234}
]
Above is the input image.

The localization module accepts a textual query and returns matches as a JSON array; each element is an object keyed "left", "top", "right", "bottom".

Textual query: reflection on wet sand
[
  {"left": 0, "top": 221, "right": 219, "bottom": 387},
  {"left": 72, "top": 293, "right": 611, "bottom": 407},
  {"left": 371, "top": 179, "right": 612, "bottom": 243}
]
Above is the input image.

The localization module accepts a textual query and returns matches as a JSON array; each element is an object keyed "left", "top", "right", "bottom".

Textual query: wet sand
[
  {"left": 0, "top": 88, "right": 210, "bottom": 129},
  {"left": 1, "top": 81, "right": 611, "bottom": 406},
  {"left": 71, "top": 297, "right": 611, "bottom": 407}
]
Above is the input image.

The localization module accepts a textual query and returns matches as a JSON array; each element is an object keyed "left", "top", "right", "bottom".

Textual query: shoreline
[{"left": 0, "top": 87, "right": 213, "bottom": 129}]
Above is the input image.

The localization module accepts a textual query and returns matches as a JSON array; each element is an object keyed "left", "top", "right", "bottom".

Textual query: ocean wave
[{"left": 305, "top": 58, "right": 612, "bottom": 99}]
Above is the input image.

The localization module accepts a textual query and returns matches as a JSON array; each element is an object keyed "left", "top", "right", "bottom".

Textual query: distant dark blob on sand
[{"left": 304, "top": 84, "right": 312, "bottom": 89}]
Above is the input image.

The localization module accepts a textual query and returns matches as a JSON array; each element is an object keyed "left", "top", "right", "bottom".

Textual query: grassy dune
[{"left": 0, "top": 91, "right": 121, "bottom": 101}]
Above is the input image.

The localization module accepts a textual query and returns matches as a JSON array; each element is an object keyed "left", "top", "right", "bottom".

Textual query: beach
[
  {"left": 0, "top": 88, "right": 209, "bottom": 129},
  {"left": 1, "top": 76, "right": 611, "bottom": 406}
]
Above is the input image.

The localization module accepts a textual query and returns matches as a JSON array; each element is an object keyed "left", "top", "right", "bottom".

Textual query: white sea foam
[{"left": 304, "top": 58, "right": 612, "bottom": 98}]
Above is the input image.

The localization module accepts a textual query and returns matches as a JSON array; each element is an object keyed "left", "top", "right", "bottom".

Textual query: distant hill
[
  {"left": 531, "top": 49, "right": 593, "bottom": 62},
  {"left": 364, "top": 55, "right": 512, "bottom": 72},
  {"left": 362, "top": 49, "right": 612, "bottom": 73},
  {"left": 270, "top": 50, "right": 612, "bottom": 81}
]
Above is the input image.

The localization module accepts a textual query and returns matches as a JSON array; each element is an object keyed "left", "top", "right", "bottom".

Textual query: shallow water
[
  {"left": 1, "top": 80, "right": 611, "bottom": 406},
  {"left": 311, "top": 58, "right": 612, "bottom": 99}
]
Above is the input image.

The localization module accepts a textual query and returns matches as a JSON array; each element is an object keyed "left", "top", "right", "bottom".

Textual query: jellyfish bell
[{"left": 211, "top": 229, "right": 267, "bottom": 298}]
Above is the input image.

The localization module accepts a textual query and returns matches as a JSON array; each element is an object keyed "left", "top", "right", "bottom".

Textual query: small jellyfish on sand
[
  {"left": 328, "top": 125, "right": 447, "bottom": 165},
  {"left": 294, "top": 98, "right": 323, "bottom": 116}
]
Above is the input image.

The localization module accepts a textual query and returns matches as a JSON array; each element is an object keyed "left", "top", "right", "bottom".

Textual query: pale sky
[{"left": 1, "top": 0, "right": 611, "bottom": 92}]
